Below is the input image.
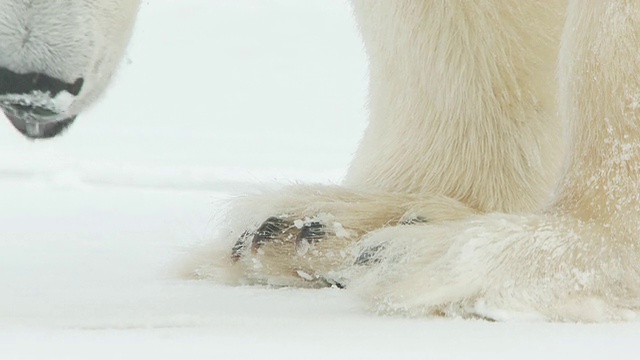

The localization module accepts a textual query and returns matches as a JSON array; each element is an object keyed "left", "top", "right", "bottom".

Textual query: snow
[{"left": 1, "top": 0, "right": 639, "bottom": 359}]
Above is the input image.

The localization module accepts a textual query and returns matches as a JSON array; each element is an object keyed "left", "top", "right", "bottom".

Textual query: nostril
[{"left": 0, "top": 67, "right": 84, "bottom": 96}]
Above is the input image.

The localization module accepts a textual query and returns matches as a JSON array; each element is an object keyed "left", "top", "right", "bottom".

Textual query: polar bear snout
[
  {"left": 0, "top": 0, "right": 141, "bottom": 139},
  {"left": 0, "top": 67, "right": 83, "bottom": 139}
]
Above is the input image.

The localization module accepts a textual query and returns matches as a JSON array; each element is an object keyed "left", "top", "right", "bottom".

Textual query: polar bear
[
  {"left": 0, "top": 0, "right": 139, "bottom": 139},
  {"left": 189, "top": 0, "right": 640, "bottom": 323}
]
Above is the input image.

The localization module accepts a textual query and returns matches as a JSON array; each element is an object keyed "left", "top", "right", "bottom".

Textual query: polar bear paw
[
  {"left": 232, "top": 213, "right": 429, "bottom": 263},
  {"left": 186, "top": 184, "right": 475, "bottom": 287},
  {"left": 347, "top": 212, "right": 640, "bottom": 322},
  {"left": 229, "top": 212, "right": 358, "bottom": 288}
]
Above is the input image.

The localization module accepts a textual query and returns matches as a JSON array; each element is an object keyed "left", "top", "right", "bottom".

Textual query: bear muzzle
[{"left": 0, "top": 67, "right": 84, "bottom": 139}]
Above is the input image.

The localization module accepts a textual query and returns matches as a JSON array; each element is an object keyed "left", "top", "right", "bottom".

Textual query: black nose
[{"left": 0, "top": 67, "right": 84, "bottom": 96}]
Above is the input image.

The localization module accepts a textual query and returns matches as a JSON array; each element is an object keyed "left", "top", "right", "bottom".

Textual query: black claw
[
  {"left": 332, "top": 282, "right": 347, "bottom": 289},
  {"left": 251, "top": 217, "right": 291, "bottom": 252},
  {"left": 398, "top": 216, "right": 428, "bottom": 225},
  {"left": 322, "top": 278, "right": 346, "bottom": 289},
  {"left": 354, "top": 244, "right": 385, "bottom": 266},
  {"left": 295, "top": 221, "right": 326, "bottom": 255},
  {"left": 231, "top": 231, "right": 251, "bottom": 261},
  {"left": 296, "top": 221, "right": 326, "bottom": 245}
]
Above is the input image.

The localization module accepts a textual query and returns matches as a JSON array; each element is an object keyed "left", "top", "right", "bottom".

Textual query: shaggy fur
[{"left": 190, "top": 0, "right": 640, "bottom": 322}]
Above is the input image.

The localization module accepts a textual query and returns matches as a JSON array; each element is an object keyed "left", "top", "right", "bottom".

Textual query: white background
[{"left": 1, "top": 1, "right": 638, "bottom": 359}]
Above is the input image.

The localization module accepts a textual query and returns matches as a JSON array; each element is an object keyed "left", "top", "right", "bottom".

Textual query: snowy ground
[{"left": 1, "top": 1, "right": 640, "bottom": 359}]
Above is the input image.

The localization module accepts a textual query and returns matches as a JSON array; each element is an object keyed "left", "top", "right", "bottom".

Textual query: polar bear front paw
[
  {"left": 228, "top": 211, "right": 358, "bottom": 287},
  {"left": 187, "top": 184, "right": 475, "bottom": 287}
]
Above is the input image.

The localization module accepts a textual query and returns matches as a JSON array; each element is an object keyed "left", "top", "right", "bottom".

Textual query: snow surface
[{"left": 1, "top": 0, "right": 640, "bottom": 359}]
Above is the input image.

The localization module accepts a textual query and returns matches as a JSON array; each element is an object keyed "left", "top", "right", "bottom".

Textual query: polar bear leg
[
  {"left": 351, "top": 0, "right": 640, "bottom": 322},
  {"left": 197, "top": 1, "right": 569, "bottom": 286},
  {"left": 346, "top": 0, "right": 566, "bottom": 213}
]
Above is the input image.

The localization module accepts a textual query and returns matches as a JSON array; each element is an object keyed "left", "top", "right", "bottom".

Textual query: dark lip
[
  {"left": 2, "top": 108, "right": 76, "bottom": 139},
  {"left": 0, "top": 68, "right": 83, "bottom": 97}
]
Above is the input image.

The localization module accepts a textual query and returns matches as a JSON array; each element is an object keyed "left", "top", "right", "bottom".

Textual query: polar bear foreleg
[
  {"left": 346, "top": 0, "right": 566, "bottom": 213},
  {"left": 351, "top": 0, "right": 640, "bottom": 322}
]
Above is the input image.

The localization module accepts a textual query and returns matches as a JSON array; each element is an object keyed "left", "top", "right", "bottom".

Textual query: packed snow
[{"left": 1, "top": 0, "right": 639, "bottom": 359}]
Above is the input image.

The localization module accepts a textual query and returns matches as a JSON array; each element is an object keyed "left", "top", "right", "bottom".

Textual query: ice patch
[
  {"left": 333, "top": 222, "right": 350, "bottom": 238},
  {"left": 296, "top": 270, "right": 314, "bottom": 281},
  {"left": 470, "top": 299, "right": 544, "bottom": 322}
]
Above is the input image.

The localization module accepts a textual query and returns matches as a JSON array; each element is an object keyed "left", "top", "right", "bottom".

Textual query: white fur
[
  {"left": 346, "top": 1, "right": 565, "bottom": 213},
  {"left": 190, "top": 0, "right": 640, "bottom": 322},
  {"left": 0, "top": 0, "right": 139, "bottom": 118}
]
